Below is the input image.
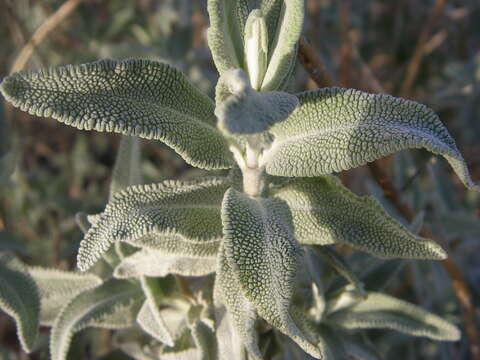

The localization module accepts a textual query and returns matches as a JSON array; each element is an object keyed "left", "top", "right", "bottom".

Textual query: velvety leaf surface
[
  {"left": 137, "top": 277, "right": 174, "bottom": 346},
  {"left": 328, "top": 292, "right": 460, "bottom": 341},
  {"left": 114, "top": 249, "right": 216, "bottom": 278},
  {"left": 265, "top": 88, "right": 479, "bottom": 191},
  {"left": 0, "top": 254, "right": 39, "bottom": 353},
  {"left": 50, "top": 279, "right": 142, "bottom": 360},
  {"left": 215, "top": 69, "right": 298, "bottom": 134},
  {"left": 222, "top": 188, "right": 323, "bottom": 359},
  {"left": 110, "top": 135, "right": 142, "bottom": 198},
  {"left": 77, "top": 177, "right": 229, "bottom": 271},
  {"left": 273, "top": 177, "right": 446, "bottom": 259},
  {"left": 190, "top": 319, "right": 217, "bottom": 360},
  {"left": 27, "top": 266, "right": 102, "bottom": 326},
  {"left": 0, "top": 59, "right": 232, "bottom": 170}
]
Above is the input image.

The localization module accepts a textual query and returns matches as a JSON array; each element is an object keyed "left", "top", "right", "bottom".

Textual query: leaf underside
[
  {"left": 0, "top": 58, "right": 232, "bottom": 170},
  {"left": 50, "top": 279, "right": 142, "bottom": 360},
  {"left": 0, "top": 255, "right": 39, "bottom": 353},
  {"left": 273, "top": 176, "right": 447, "bottom": 260},
  {"left": 266, "top": 88, "right": 479, "bottom": 191},
  {"left": 77, "top": 177, "right": 229, "bottom": 271},
  {"left": 328, "top": 292, "right": 460, "bottom": 341}
]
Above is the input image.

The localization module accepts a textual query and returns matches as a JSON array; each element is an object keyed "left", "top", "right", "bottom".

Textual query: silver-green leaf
[
  {"left": 0, "top": 254, "right": 39, "bottom": 353},
  {"left": 328, "top": 292, "right": 461, "bottom": 341},
  {"left": 50, "top": 279, "right": 143, "bottom": 360},
  {"left": 114, "top": 249, "right": 217, "bottom": 278},
  {"left": 0, "top": 59, "right": 232, "bottom": 170},
  {"left": 222, "top": 188, "right": 323, "bottom": 359},
  {"left": 110, "top": 135, "right": 143, "bottom": 198},
  {"left": 27, "top": 266, "right": 102, "bottom": 326},
  {"left": 273, "top": 176, "right": 447, "bottom": 259},
  {"left": 77, "top": 177, "right": 229, "bottom": 271},
  {"left": 215, "top": 69, "right": 298, "bottom": 135},
  {"left": 264, "top": 88, "right": 479, "bottom": 191}
]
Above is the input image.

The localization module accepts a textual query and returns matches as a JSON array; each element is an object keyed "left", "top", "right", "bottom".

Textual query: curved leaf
[
  {"left": 0, "top": 59, "right": 232, "bottom": 170},
  {"left": 50, "top": 279, "right": 142, "bottom": 360},
  {"left": 265, "top": 88, "right": 479, "bottom": 191},
  {"left": 222, "top": 189, "right": 323, "bottom": 359},
  {"left": 27, "top": 266, "right": 102, "bottom": 326},
  {"left": 0, "top": 254, "right": 39, "bottom": 353},
  {"left": 215, "top": 69, "right": 298, "bottom": 135},
  {"left": 273, "top": 177, "right": 446, "bottom": 259},
  {"left": 77, "top": 177, "right": 229, "bottom": 271},
  {"left": 114, "top": 249, "right": 216, "bottom": 278},
  {"left": 137, "top": 277, "right": 174, "bottom": 346},
  {"left": 328, "top": 292, "right": 460, "bottom": 341}
]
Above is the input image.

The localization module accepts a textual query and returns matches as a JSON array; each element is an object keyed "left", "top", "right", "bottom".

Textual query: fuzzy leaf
[
  {"left": 27, "top": 266, "right": 102, "bottom": 326},
  {"left": 222, "top": 188, "right": 322, "bottom": 359},
  {"left": 77, "top": 177, "right": 229, "bottom": 271},
  {"left": 328, "top": 292, "right": 461, "bottom": 341},
  {"left": 0, "top": 59, "right": 232, "bottom": 170},
  {"left": 125, "top": 234, "right": 220, "bottom": 258},
  {"left": 50, "top": 279, "right": 143, "bottom": 360},
  {"left": 190, "top": 320, "right": 217, "bottom": 360},
  {"left": 114, "top": 249, "right": 216, "bottom": 278},
  {"left": 110, "top": 136, "right": 142, "bottom": 198},
  {"left": 264, "top": 88, "right": 479, "bottom": 191},
  {"left": 0, "top": 254, "right": 39, "bottom": 353},
  {"left": 137, "top": 277, "right": 174, "bottom": 346},
  {"left": 260, "top": 0, "right": 304, "bottom": 91},
  {"left": 215, "top": 244, "right": 262, "bottom": 360},
  {"left": 272, "top": 177, "right": 446, "bottom": 259},
  {"left": 215, "top": 69, "right": 298, "bottom": 134}
]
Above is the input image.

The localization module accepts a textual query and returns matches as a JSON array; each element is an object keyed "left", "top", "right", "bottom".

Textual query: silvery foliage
[{"left": 0, "top": 0, "right": 478, "bottom": 359}]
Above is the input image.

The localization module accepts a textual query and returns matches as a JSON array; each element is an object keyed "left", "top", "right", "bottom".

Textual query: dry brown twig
[
  {"left": 297, "top": 32, "right": 480, "bottom": 360},
  {"left": 10, "top": 0, "right": 84, "bottom": 74}
]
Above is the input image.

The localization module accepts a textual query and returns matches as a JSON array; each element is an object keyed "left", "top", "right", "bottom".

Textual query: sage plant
[{"left": 0, "top": 1, "right": 478, "bottom": 359}]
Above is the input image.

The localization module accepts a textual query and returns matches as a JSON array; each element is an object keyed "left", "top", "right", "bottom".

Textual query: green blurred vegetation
[{"left": 0, "top": 0, "right": 479, "bottom": 359}]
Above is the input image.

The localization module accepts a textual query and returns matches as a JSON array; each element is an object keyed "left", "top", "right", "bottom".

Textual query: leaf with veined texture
[
  {"left": 50, "top": 279, "right": 143, "bottom": 360},
  {"left": 222, "top": 188, "right": 323, "bottom": 359},
  {"left": 77, "top": 177, "right": 229, "bottom": 271},
  {"left": 207, "top": 0, "right": 303, "bottom": 91},
  {"left": 114, "top": 249, "right": 217, "bottom": 278},
  {"left": 0, "top": 59, "right": 232, "bottom": 170},
  {"left": 215, "top": 69, "right": 298, "bottom": 135},
  {"left": 27, "top": 266, "right": 102, "bottom": 326},
  {"left": 273, "top": 177, "right": 447, "bottom": 260},
  {"left": 264, "top": 88, "right": 479, "bottom": 192},
  {"left": 137, "top": 277, "right": 174, "bottom": 346},
  {"left": 327, "top": 292, "right": 460, "bottom": 341},
  {"left": 124, "top": 234, "right": 220, "bottom": 258},
  {"left": 0, "top": 254, "right": 39, "bottom": 353},
  {"left": 215, "top": 244, "right": 262, "bottom": 360}
]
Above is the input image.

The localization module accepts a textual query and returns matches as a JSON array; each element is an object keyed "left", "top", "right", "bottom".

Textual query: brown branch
[
  {"left": 298, "top": 37, "right": 480, "bottom": 360},
  {"left": 399, "top": 0, "right": 447, "bottom": 98},
  {"left": 10, "top": 0, "right": 84, "bottom": 73},
  {"left": 298, "top": 37, "right": 335, "bottom": 88}
]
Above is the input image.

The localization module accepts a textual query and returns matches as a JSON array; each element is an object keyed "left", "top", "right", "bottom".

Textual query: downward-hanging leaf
[
  {"left": 137, "top": 277, "right": 174, "bottom": 346},
  {"left": 264, "top": 88, "right": 479, "bottom": 191},
  {"left": 114, "top": 249, "right": 216, "bottom": 278},
  {"left": 328, "top": 292, "right": 460, "bottom": 341},
  {"left": 215, "top": 244, "right": 262, "bottom": 360},
  {"left": 50, "top": 279, "right": 143, "bottom": 360},
  {"left": 27, "top": 266, "right": 102, "bottom": 326},
  {"left": 0, "top": 59, "right": 232, "bottom": 170},
  {"left": 0, "top": 254, "right": 39, "bottom": 353},
  {"left": 215, "top": 69, "right": 298, "bottom": 135},
  {"left": 110, "top": 136, "right": 143, "bottom": 198},
  {"left": 273, "top": 177, "right": 446, "bottom": 260},
  {"left": 222, "top": 188, "right": 323, "bottom": 359},
  {"left": 77, "top": 177, "right": 229, "bottom": 271}
]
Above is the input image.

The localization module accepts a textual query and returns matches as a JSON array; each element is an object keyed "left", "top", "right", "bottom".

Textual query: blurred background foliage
[{"left": 0, "top": 0, "right": 479, "bottom": 359}]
